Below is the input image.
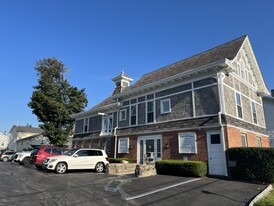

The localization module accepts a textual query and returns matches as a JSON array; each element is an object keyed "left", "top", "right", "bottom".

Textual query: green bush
[
  {"left": 155, "top": 160, "right": 207, "bottom": 177},
  {"left": 108, "top": 158, "right": 133, "bottom": 163},
  {"left": 227, "top": 147, "right": 274, "bottom": 183}
]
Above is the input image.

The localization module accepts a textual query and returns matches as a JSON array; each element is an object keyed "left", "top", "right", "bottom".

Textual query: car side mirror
[{"left": 73, "top": 154, "right": 78, "bottom": 158}]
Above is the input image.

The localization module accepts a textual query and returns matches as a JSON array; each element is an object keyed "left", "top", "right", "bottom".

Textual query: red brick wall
[
  {"left": 225, "top": 126, "right": 270, "bottom": 148},
  {"left": 161, "top": 129, "right": 208, "bottom": 162},
  {"left": 116, "top": 136, "right": 138, "bottom": 162}
]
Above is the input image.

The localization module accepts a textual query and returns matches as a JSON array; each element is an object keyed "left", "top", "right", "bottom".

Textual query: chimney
[
  {"left": 271, "top": 89, "right": 274, "bottom": 97},
  {"left": 111, "top": 71, "right": 133, "bottom": 95}
]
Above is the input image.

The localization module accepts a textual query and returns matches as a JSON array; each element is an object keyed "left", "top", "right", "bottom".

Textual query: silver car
[{"left": 0, "top": 151, "right": 16, "bottom": 162}]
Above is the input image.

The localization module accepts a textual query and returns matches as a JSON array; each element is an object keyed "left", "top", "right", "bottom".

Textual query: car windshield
[{"left": 64, "top": 149, "right": 78, "bottom": 156}]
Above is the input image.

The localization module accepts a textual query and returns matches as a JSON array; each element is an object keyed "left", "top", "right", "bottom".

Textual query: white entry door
[
  {"left": 206, "top": 131, "right": 227, "bottom": 176},
  {"left": 138, "top": 135, "right": 162, "bottom": 165}
]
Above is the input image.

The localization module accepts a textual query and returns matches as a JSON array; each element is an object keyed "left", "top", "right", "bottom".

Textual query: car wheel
[
  {"left": 22, "top": 157, "right": 31, "bottom": 166},
  {"left": 2, "top": 157, "right": 8, "bottom": 162},
  {"left": 95, "top": 162, "right": 104, "bottom": 173},
  {"left": 55, "top": 162, "right": 67, "bottom": 174}
]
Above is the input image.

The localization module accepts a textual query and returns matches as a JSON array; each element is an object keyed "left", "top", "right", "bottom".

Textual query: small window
[
  {"left": 130, "top": 105, "right": 137, "bottom": 126},
  {"left": 210, "top": 134, "right": 221, "bottom": 144},
  {"left": 251, "top": 101, "right": 257, "bottom": 124},
  {"left": 119, "top": 109, "right": 127, "bottom": 121},
  {"left": 81, "top": 140, "right": 86, "bottom": 148},
  {"left": 118, "top": 137, "right": 129, "bottom": 153},
  {"left": 256, "top": 137, "right": 262, "bottom": 147},
  {"left": 52, "top": 148, "right": 62, "bottom": 154},
  {"left": 236, "top": 93, "right": 243, "bottom": 118},
  {"left": 83, "top": 118, "right": 89, "bottom": 133},
  {"left": 160, "top": 99, "right": 171, "bottom": 114},
  {"left": 89, "top": 140, "right": 94, "bottom": 148},
  {"left": 147, "top": 101, "right": 154, "bottom": 123},
  {"left": 76, "top": 150, "right": 89, "bottom": 156},
  {"left": 241, "top": 133, "right": 247, "bottom": 147}
]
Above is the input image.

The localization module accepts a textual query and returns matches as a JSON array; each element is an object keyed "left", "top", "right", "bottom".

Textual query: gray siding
[
  {"left": 195, "top": 86, "right": 219, "bottom": 116},
  {"left": 156, "top": 91, "right": 193, "bottom": 122},
  {"left": 89, "top": 116, "right": 101, "bottom": 132},
  {"left": 156, "top": 83, "right": 191, "bottom": 98},
  {"left": 75, "top": 119, "right": 84, "bottom": 133},
  {"left": 138, "top": 103, "right": 146, "bottom": 124},
  {"left": 119, "top": 107, "right": 130, "bottom": 127}
]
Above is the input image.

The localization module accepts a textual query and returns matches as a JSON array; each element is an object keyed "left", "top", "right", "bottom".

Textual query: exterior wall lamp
[
  {"left": 166, "top": 143, "right": 169, "bottom": 149},
  {"left": 130, "top": 144, "right": 134, "bottom": 149}
]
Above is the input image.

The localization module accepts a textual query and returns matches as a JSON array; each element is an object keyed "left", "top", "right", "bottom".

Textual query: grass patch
[{"left": 254, "top": 184, "right": 274, "bottom": 206}]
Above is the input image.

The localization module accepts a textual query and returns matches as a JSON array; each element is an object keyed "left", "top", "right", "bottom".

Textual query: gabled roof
[
  {"left": 0, "top": 132, "right": 9, "bottom": 140},
  {"left": 10, "top": 125, "right": 43, "bottom": 134},
  {"left": 125, "top": 35, "right": 246, "bottom": 92},
  {"left": 72, "top": 35, "right": 268, "bottom": 118}
]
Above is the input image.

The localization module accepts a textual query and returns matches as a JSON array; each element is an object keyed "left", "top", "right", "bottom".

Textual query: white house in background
[
  {"left": 263, "top": 90, "right": 274, "bottom": 147},
  {"left": 16, "top": 133, "right": 49, "bottom": 151},
  {"left": 7, "top": 125, "right": 44, "bottom": 151},
  {"left": 0, "top": 132, "right": 9, "bottom": 151}
]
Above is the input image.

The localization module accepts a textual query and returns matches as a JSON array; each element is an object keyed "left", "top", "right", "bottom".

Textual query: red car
[{"left": 31, "top": 145, "right": 69, "bottom": 169}]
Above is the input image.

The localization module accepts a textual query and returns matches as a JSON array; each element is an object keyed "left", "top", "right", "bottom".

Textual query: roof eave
[{"left": 113, "top": 59, "right": 227, "bottom": 99}]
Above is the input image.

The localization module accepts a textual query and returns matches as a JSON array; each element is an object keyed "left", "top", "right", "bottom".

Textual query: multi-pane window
[
  {"left": 147, "top": 101, "right": 154, "bottom": 123},
  {"left": 130, "top": 105, "right": 137, "bottom": 126},
  {"left": 256, "top": 137, "right": 262, "bottom": 147},
  {"left": 89, "top": 140, "right": 94, "bottom": 148},
  {"left": 83, "top": 118, "right": 89, "bottom": 133},
  {"left": 236, "top": 93, "right": 243, "bottom": 118},
  {"left": 101, "top": 115, "right": 113, "bottom": 135},
  {"left": 241, "top": 133, "right": 247, "bottom": 147},
  {"left": 118, "top": 137, "right": 129, "bottom": 153},
  {"left": 98, "top": 140, "right": 103, "bottom": 149},
  {"left": 81, "top": 140, "right": 86, "bottom": 148},
  {"left": 251, "top": 101, "right": 257, "bottom": 124},
  {"left": 160, "top": 99, "right": 171, "bottom": 114},
  {"left": 119, "top": 109, "right": 127, "bottom": 121}
]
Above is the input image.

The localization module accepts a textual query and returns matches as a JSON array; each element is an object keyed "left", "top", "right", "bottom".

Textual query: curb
[{"left": 249, "top": 184, "right": 273, "bottom": 206}]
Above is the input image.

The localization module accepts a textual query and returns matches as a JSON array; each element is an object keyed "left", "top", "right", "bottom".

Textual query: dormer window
[
  {"left": 83, "top": 118, "right": 89, "bottom": 133},
  {"left": 101, "top": 115, "right": 113, "bottom": 136}
]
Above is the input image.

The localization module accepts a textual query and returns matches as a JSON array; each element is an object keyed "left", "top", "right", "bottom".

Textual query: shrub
[
  {"left": 227, "top": 147, "right": 274, "bottom": 183},
  {"left": 108, "top": 158, "right": 133, "bottom": 163},
  {"left": 155, "top": 160, "right": 207, "bottom": 177}
]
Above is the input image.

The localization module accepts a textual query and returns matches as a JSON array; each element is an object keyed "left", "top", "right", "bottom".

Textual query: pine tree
[{"left": 28, "top": 57, "right": 88, "bottom": 146}]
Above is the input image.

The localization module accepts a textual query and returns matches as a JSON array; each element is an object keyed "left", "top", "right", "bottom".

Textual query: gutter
[{"left": 217, "top": 68, "right": 228, "bottom": 177}]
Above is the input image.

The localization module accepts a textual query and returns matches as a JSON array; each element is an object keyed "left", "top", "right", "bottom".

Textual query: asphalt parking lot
[{"left": 0, "top": 161, "right": 268, "bottom": 206}]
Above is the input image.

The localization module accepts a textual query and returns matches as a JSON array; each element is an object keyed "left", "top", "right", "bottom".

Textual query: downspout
[
  {"left": 217, "top": 69, "right": 228, "bottom": 176},
  {"left": 114, "top": 100, "right": 120, "bottom": 159},
  {"left": 114, "top": 126, "right": 118, "bottom": 159}
]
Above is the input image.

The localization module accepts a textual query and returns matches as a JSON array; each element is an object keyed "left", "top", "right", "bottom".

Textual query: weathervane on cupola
[{"left": 111, "top": 71, "right": 133, "bottom": 95}]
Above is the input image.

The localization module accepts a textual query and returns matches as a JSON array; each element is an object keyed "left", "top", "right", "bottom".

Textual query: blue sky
[{"left": 0, "top": 0, "right": 273, "bottom": 133}]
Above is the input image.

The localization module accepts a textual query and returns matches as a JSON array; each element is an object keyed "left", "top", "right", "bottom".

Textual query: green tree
[{"left": 28, "top": 57, "right": 88, "bottom": 146}]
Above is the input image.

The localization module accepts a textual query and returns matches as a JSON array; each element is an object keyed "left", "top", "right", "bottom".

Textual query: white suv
[
  {"left": 13, "top": 151, "right": 32, "bottom": 165},
  {"left": 43, "top": 148, "right": 109, "bottom": 174}
]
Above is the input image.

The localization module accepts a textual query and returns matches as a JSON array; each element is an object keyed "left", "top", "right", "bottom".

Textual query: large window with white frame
[
  {"left": 83, "top": 118, "right": 89, "bottom": 133},
  {"left": 251, "top": 101, "right": 257, "bottom": 124},
  {"left": 236, "top": 93, "right": 243, "bottom": 119},
  {"left": 147, "top": 101, "right": 154, "bottom": 123},
  {"left": 118, "top": 137, "right": 129, "bottom": 153},
  {"left": 101, "top": 115, "right": 113, "bottom": 136},
  {"left": 130, "top": 105, "right": 137, "bottom": 126},
  {"left": 160, "top": 99, "right": 171, "bottom": 114}
]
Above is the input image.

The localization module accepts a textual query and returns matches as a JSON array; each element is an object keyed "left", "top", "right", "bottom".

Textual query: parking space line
[{"left": 125, "top": 178, "right": 200, "bottom": 201}]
